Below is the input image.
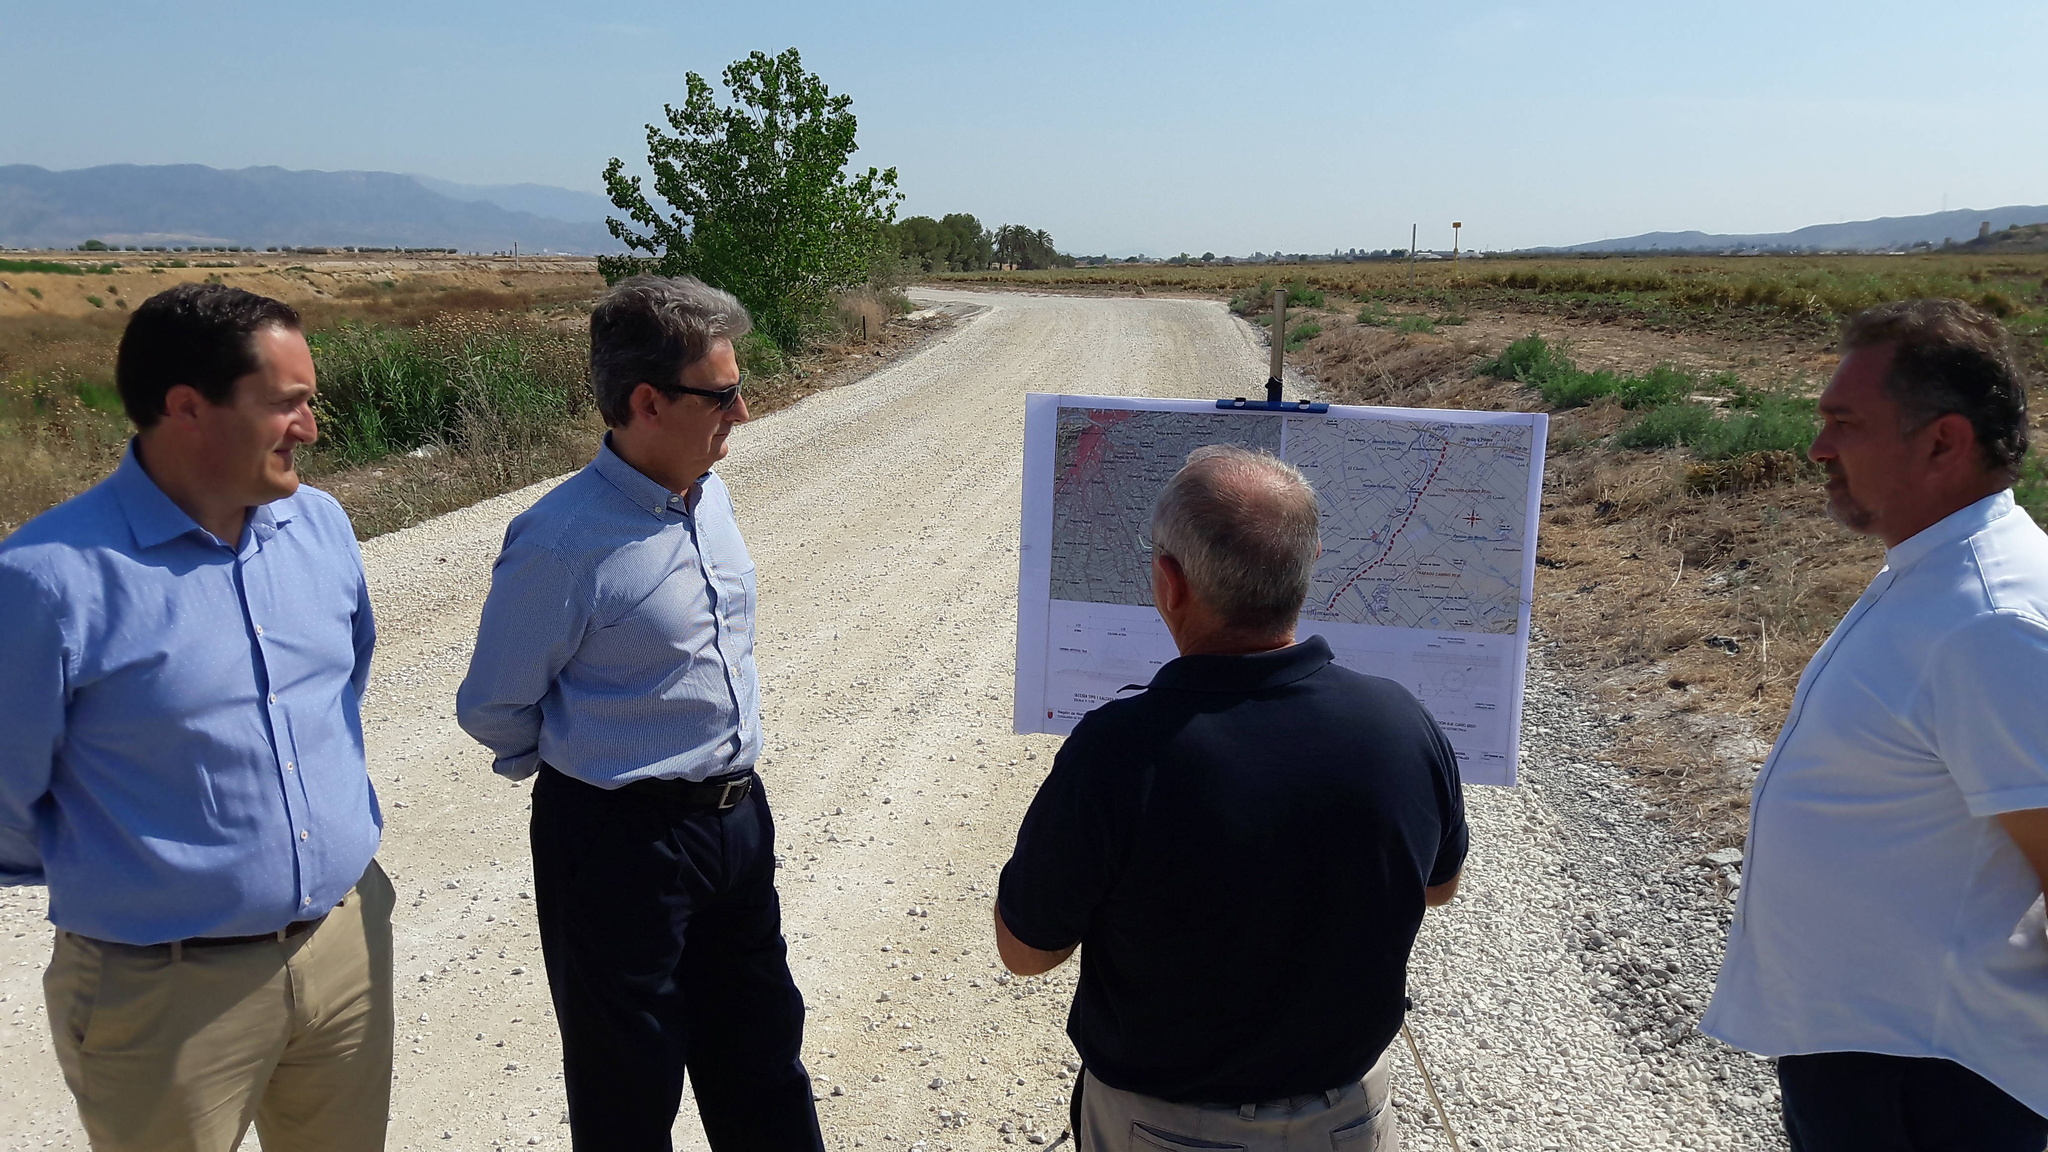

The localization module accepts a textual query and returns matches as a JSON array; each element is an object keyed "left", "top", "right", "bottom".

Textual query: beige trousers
[
  {"left": 43, "top": 860, "right": 395, "bottom": 1152},
  {"left": 1079, "top": 1048, "right": 1398, "bottom": 1152}
]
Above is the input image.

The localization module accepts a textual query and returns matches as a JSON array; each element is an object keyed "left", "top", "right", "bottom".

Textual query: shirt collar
[
  {"left": 1883, "top": 489, "right": 2016, "bottom": 574},
  {"left": 592, "top": 435, "right": 705, "bottom": 519},
  {"left": 1146, "top": 634, "right": 1335, "bottom": 695},
  {"left": 110, "top": 441, "right": 292, "bottom": 552}
]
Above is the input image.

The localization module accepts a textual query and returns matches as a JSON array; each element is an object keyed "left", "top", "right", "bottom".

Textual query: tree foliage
[
  {"left": 599, "top": 48, "right": 902, "bottom": 351},
  {"left": 892, "top": 213, "right": 992, "bottom": 272},
  {"left": 992, "top": 224, "right": 1073, "bottom": 270}
]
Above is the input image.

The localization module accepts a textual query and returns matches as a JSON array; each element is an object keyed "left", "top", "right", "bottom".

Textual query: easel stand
[{"left": 1219, "top": 287, "right": 1329, "bottom": 414}]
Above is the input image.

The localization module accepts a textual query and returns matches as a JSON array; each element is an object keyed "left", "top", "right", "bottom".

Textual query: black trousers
[
  {"left": 1779, "top": 1052, "right": 2047, "bottom": 1152},
  {"left": 531, "top": 765, "right": 824, "bottom": 1152}
]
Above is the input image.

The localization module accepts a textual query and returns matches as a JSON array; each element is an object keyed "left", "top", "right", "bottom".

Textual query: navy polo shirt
[{"left": 998, "top": 636, "right": 1467, "bottom": 1104}]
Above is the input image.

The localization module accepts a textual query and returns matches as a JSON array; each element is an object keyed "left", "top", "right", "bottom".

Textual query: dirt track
[{"left": 0, "top": 290, "right": 1781, "bottom": 1151}]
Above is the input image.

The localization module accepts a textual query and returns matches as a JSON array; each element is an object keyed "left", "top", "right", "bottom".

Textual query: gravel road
[{"left": 0, "top": 289, "right": 1783, "bottom": 1151}]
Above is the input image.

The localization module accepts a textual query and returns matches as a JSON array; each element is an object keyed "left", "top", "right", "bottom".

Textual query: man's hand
[
  {"left": 994, "top": 906, "right": 1076, "bottom": 976},
  {"left": 1425, "top": 872, "right": 1462, "bottom": 908},
  {"left": 1998, "top": 808, "right": 2048, "bottom": 900}
]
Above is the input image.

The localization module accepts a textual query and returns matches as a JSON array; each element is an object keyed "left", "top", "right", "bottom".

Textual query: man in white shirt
[{"left": 1703, "top": 299, "right": 2048, "bottom": 1151}]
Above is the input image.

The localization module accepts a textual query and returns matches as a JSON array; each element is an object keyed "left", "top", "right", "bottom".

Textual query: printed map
[
  {"left": 1020, "top": 396, "right": 1546, "bottom": 784},
  {"left": 1048, "top": 407, "right": 1279, "bottom": 604},
  {"left": 1291, "top": 415, "right": 1535, "bottom": 633}
]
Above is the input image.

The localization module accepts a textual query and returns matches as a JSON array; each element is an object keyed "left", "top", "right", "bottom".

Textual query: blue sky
[{"left": 6, "top": 1, "right": 2045, "bottom": 253}]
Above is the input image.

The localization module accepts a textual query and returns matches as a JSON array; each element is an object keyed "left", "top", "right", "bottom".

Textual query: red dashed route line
[{"left": 1323, "top": 434, "right": 1450, "bottom": 612}]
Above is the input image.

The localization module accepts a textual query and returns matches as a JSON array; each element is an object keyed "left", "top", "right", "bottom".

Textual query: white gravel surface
[{"left": 0, "top": 289, "right": 1785, "bottom": 1151}]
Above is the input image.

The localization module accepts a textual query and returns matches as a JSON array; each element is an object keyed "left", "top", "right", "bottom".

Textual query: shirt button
[
  {"left": 285, "top": 762, "right": 295, "bottom": 772},
  {"left": 303, "top": 897, "right": 312, "bottom": 906},
  {"left": 300, "top": 830, "right": 309, "bottom": 840},
  {"left": 268, "top": 694, "right": 278, "bottom": 704},
  {"left": 254, "top": 625, "right": 264, "bottom": 636}
]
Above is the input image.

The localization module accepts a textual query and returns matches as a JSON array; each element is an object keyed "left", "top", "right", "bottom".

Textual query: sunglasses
[{"left": 663, "top": 372, "right": 745, "bottom": 411}]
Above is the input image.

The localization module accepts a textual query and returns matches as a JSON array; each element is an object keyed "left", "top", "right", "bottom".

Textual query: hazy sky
[{"left": 6, "top": 1, "right": 2045, "bottom": 254}]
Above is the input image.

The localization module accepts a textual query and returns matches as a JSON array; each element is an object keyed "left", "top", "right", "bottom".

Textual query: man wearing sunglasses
[{"left": 458, "top": 275, "right": 823, "bottom": 1152}]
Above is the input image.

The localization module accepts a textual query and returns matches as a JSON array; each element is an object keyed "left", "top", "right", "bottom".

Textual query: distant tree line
[{"left": 888, "top": 215, "right": 1075, "bottom": 272}]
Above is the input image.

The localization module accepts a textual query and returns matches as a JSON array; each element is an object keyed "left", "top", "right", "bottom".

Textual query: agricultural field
[
  {"left": 0, "top": 251, "right": 933, "bottom": 537},
  {"left": 943, "top": 253, "right": 2048, "bottom": 843}
]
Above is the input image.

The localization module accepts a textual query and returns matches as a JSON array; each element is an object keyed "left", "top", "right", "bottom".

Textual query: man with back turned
[
  {"left": 995, "top": 445, "right": 1469, "bottom": 1152},
  {"left": 457, "top": 275, "right": 822, "bottom": 1152}
]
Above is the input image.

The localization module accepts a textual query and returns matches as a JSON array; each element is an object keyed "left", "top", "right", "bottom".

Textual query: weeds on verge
[
  {"left": 0, "top": 259, "right": 122, "bottom": 276},
  {"left": 308, "top": 316, "right": 588, "bottom": 467},
  {"left": 1285, "top": 321, "right": 1322, "bottom": 351},
  {"left": 1615, "top": 393, "right": 1818, "bottom": 461},
  {"left": 1230, "top": 278, "right": 1326, "bottom": 315},
  {"left": 1479, "top": 334, "right": 1703, "bottom": 409},
  {"left": 2018, "top": 455, "right": 2048, "bottom": 526}
]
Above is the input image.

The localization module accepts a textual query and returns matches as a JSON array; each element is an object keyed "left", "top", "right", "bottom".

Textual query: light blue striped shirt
[
  {"left": 456, "top": 438, "right": 760, "bottom": 787},
  {"left": 0, "top": 445, "right": 381, "bottom": 944}
]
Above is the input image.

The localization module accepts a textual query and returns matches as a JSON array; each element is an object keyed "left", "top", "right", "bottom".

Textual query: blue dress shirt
[
  {"left": 456, "top": 438, "right": 760, "bottom": 787},
  {"left": 0, "top": 445, "right": 381, "bottom": 945}
]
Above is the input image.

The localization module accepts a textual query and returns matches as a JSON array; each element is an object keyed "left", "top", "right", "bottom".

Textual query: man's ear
[
  {"left": 1154, "top": 552, "right": 1188, "bottom": 612},
  {"left": 158, "top": 383, "right": 207, "bottom": 426},
  {"left": 628, "top": 382, "right": 666, "bottom": 426},
  {"left": 1923, "top": 412, "right": 1983, "bottom": 475}
]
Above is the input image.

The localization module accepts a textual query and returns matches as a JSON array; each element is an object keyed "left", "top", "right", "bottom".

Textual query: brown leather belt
[
  {"left": 182, "top": 916, "right": 326, "bottom": 948},
  {"left": 74, "top": 914, "right": 327, "bottom": 954}
]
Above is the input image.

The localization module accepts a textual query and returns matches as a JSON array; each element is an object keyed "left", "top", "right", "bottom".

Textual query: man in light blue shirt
[
  {"left": 0, "top": 283, "right": 392, "bottom": 1152},
  {"left": 1704, "top": 299, "right": 2048, "bottom": 1151},
  {"left": 458, "top": 275, "right": 821, "bottom": 1152}
]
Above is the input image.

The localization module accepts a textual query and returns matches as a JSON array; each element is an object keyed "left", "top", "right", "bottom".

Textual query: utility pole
[
  {"left": 1408, "top": 223, "right": 1417, "bottom": 288},
  {"left": 1452, "top": 222, "right": 1462, "bottom": 263}
]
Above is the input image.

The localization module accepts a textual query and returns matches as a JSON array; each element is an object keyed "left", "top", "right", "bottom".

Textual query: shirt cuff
[
  {"left": 1962, "top": 785, "right": 2048, "bottom": 818},
  {"left": 493, "top": 751, "right": 542, "bottom": 781}
]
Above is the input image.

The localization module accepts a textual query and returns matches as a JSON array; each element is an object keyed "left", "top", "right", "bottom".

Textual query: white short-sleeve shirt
[{"left": 1702, "top": 490, "right": 2048, "bottom": 1113}]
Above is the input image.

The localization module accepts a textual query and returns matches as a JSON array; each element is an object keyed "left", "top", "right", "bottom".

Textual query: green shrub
[
  {"left": 1616, "top": 394, "right": 1817, "bottom": 460},
  {"left": 1479, "top": 334, "right": 1706, "bottom": 411},
  {"left": 1231, "top": 278, "right": 1277, "bottom": 315},
  {"left": 1285, "top": 321, "right": 1322, "bottom": 351},
  {"left": 1285, "top": 280, "right": 1325, "bottom": 309},
  {"left": 734, "top": 331, "right": 787, "bottom": 378},
  {"left": 2018, "top": 455, "right": 2048, "bottom": 529},
  {"left": 25, "top": 287, "right": 42, "bottom": 300},
  {"left": 1357, "top": 302, "right": 1393, "bottom": 326},
  {"left": 1611, "top": 364, "right": 1694, "bottom": 408},
  {"left": 1394, "top": 315, "right": 1436, "bottom": 335},
  {"left": 85, "top": 295, "right": 104, "bottom": 309},
  {"left": 309, "top": 318, "right": 585, "bottom": 466},
  {"left": 1479, "top": 334, "right": 1572, "bottom": 383}
]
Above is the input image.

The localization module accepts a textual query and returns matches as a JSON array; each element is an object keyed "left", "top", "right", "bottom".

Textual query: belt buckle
[{"left": 715, "top": 777, "right": 748, "bottom": 811}]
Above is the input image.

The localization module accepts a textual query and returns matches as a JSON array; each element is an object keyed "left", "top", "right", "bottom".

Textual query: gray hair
[
  {"left": 588, "top": 274, "right": 753, "bottom": 427},
  {"left": 1840, "top": 298, "right": 2030, "bottom": 479},
  {"left": 1150, "top": 445, "right": 1320, "bottom": 633}
]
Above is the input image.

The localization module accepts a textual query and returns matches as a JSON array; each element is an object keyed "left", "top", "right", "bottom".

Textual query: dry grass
[
  {"left": 1, "top": 280, "right": 953, "bottom": 541},
  {"left": 1277, "top": 299, "right": 2045, "bottom": 845},
  {"left": 0, "top": 314, "right": 133, "bottom": 535}
]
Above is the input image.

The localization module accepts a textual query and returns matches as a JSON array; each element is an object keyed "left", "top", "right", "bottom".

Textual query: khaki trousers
[
  {"left": 43, "top": 860, "right": 395, "bottom": 1152},
  {"left": 1079, "top": 1048, "right": 1398, "bottom": 1152}
]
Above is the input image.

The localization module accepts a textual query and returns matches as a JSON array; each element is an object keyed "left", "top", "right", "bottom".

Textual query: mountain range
[
  {"left": 1548, "top": 205, "right": 2048, "bottom": 253},
  {"left": 0, "top": 164, "right": 623, "bottom": 253}
]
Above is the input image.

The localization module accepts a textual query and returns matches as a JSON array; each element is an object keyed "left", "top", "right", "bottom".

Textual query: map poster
[{"left": 1014, "top": 394, "right": 1548, "bottom": 786}]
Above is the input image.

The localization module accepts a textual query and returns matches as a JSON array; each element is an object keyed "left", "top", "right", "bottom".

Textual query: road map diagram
[{"left": 1017, "top": 395, "right": 1546, "bottom": 785}]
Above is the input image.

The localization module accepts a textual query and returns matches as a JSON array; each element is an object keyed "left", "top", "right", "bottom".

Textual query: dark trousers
[
  {"left": 1779, "top": 1052, "right": 2047, "bottom": 1152},
  {"left": 531, "top": 765, "right": 824, "bottom": 1152}
]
